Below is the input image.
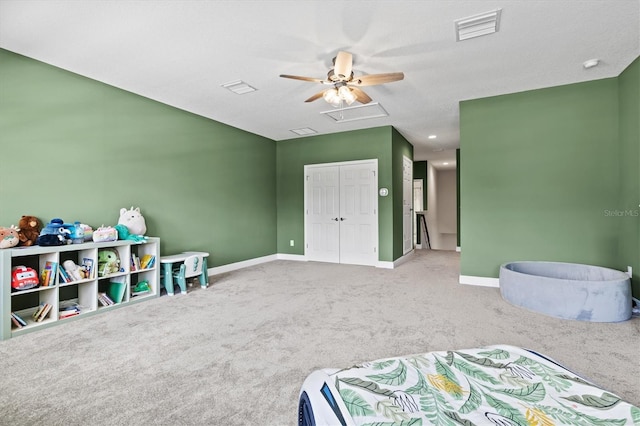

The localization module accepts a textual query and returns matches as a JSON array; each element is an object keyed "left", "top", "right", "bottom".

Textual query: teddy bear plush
[
  {"left": 0, "top": 225, "right": 20, "bottom": 249},
  {"left": 17, "top": 215, "right": 42, "bottom": 247}
]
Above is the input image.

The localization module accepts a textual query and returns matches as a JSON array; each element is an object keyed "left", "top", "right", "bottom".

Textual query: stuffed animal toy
[
  {"left": 62, "top": 260, "right": 85, "bottom": 281},
  {"left": 114, "top": 224, "right": 147, "bottom": 243},
  {"left": 79, "top": 223, "right": 94, "bottom": 241},
  {"left": 65, "top": 221, "right": 85, "bottom": 244},
  {"left": 37, "top": 218, "right": 71, "bottom": 246},
  {"left": 98, "top": 248, "right": 121, "bottom": 277},
  {"left": 93, "top": 225, "right": 118, "bottom": 243},
  {"left": 0, "top": 225, "right": 21, "bottom": 249},
  {"left": 118, "top": 207, "right": 147, "bottom": 236},
  {"left": 17, "top": 216, "right": 42, "bottom": 247}
]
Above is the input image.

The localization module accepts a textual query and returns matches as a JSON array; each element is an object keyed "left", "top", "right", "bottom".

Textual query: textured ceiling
[{"left": 1, "top": 1, "right": 638, "bottom": 168}]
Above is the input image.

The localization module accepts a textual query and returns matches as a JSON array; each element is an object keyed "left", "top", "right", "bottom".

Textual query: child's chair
[{"left": 170, "top": 254, "right": 206, "bottom": 295}]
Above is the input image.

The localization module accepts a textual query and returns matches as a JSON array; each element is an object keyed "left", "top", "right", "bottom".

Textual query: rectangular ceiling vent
[
  {"left": 289, "top": 127, "right": 317, "bottom": 136},
  {"left": 320, "top": 102, "right": 389, "bottom": 123},
  {"left": 455, "top": 8, "right": 502, "bottom": 41},
  {"left": 221, "top": 80, "right": 257, "bottom": 94}
]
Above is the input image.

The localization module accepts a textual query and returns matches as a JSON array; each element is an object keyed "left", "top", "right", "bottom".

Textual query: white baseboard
[
  {"left": 456, "top": 246, "right": 461, "bottom": 252},
  {"left": 459, "top": 275, "right": 500, "bottom": 288},
  {"left": 388, "top": 250, "right": 415, "bottom": 269},
  {"left": 208, "top": 254, "right": 277, "bottom": 275},
  {"left": 209, "top": 252, "right": 411, "bottom": 275},
  {"left": 276, "top": 253, "right": 307, "bottom": 262},
  {"left": 207, "top": 253, "right": 308, "bottom": 275}
]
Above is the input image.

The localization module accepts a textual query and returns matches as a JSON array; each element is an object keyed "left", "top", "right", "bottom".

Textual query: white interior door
[
  {"left": 402, "top": 156, "right": 413, "bottom": 255},
  {"left": 339, "top": 163, "right": 378, "bottom": 266},
  {"left": 305, "top": 161, "right": 378, "bottom": 266},
  {"left": 305, "top": 166, "right": 340, "bottom": 263}
]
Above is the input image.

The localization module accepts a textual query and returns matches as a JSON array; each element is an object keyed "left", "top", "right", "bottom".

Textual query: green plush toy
[
  {"left": 114, "top": 224, "right": 147, "bottom": 243},
  {"left": 98, "top": 248, "right": 121, "bottom": 277}
]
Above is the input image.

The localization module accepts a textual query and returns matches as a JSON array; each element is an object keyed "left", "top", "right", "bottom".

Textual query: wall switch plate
[{"left": 290, "top": 240, "right": 294, "bottom": 247}]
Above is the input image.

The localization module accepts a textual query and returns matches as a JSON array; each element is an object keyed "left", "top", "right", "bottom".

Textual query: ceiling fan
[{"left": 280, "top": 51, "right": 404, "bottom": 107}]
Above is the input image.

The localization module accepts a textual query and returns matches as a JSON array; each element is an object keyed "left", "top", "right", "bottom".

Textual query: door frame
[
  {"left": 402, "top": 156, "right": 413, "bottom": 255},
  {"left": 304, "top": 159, "right": 379, "bottom": 265}
]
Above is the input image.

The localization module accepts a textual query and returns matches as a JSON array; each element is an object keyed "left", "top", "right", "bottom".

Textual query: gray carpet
[{"left": 1, "top": 250, "right": 638, "bottom": 425}]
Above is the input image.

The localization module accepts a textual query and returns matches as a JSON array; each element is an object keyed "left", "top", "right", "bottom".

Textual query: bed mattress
[{"left": 298, "top": 344, "right": 639, "bottom": 425}]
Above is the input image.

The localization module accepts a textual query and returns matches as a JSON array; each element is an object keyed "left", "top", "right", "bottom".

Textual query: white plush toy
[
  {"left": 63, "top": 260, "right": 84, "bottom": 281},
  {"left": 118, "top": 207, "right": 147, "bottom": 236}
]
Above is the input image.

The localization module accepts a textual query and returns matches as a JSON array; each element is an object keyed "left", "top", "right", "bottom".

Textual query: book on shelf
[
  {"left": 139, "top": 254, "right": 155, "bottom": 269},
  {"left": 82, "top": 258, "right": 94, "bottom": 279},
  {"left": 33, "top": 303, "right": 52, "bottom": 322},
  {"left": 59, "top": 303, "right": 81, "bottom": 318},
  {"left": 41, "top": 261, "right": 58, "bottom": 286},
  {"left": 11, "top": 315, "right": 23, "bottom": 328},
  {"left": 11, "top": 312, "right": 27, "bottom": 327},
  {"left": 40, "top": 269, "right": 50, "bottom": 287},
  {"left": 37, "top": 304, "right": 53, "bottom": 322},
  {"left": 107, "top": 281, "right": 127, "bottom": 304},
  {"left": 97, "top": 292, "right": 115, "bottom": 307},
  {"left": 59, "top": 310, "right": 80, "bottom": 319},
  {"left": 32, "top": 304, "right": 45, "bottom": 320},
  {"left": 58, "top": 266, "right": 70, "bottom": 283},
  {"left": 130, "top": 253, "right": 140, "bottom": 271}
]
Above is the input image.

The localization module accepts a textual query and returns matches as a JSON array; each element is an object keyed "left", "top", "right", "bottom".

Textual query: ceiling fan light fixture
[
  {"left": 323, "top": 88, "right": 341, "bottom": 107},
  {"left": 338, "top": 86, "right": 356, "bottom": 105}
]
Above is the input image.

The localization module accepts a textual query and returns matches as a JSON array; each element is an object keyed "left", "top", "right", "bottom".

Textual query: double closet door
[{"left": 304, "top": 160, "right": 378, "bottom": 266}]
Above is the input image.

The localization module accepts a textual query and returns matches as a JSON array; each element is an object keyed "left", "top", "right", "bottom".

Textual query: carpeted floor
[{"left": 0, "top": 250, "right": 638, "bottom": 425}]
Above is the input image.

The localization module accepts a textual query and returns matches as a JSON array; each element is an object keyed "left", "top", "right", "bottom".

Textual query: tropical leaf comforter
[{"left": 299, "top": 344, "right": 639, "bottom": 426}]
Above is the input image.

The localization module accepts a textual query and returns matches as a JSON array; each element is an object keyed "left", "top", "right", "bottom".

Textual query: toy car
[{"left": 11, "top": 266, "right": 39, "bottom": 291}]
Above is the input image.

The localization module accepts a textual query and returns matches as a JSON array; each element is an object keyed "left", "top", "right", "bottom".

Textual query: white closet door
[
  {"left": 305, "top": 166, "right": 340, "bottom": 263},
  {"left": 304, "top": 161, "right": 378, "bottom": 266},
  {"left": 338, "top": 163, "right": 378, "bottom": 266}
]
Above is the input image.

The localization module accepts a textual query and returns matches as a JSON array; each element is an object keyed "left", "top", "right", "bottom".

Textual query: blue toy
[
  {"left": 64, "top": 221, "right": 85, "bottom": 244},
  {"left": 36, "top": 218, "right": 71, "bottom": 246}
]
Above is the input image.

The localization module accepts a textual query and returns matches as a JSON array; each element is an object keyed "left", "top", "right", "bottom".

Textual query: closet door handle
[
  {"left": 340, "top": 217, "right": 346, "bottom": 221},
  {"left": 332, "top": 217, "right": 339, "bottom": 221}
]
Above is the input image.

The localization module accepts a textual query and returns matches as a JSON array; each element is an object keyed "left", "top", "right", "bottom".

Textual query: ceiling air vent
[
  {"left": 320, "top": 102, "right": 389, "bottom": 123},
  {"left": 455, "top": 9, "right": 502, "bottom": 41},
  {"left": 221, "top": 80, "right": 257, "bottom": 94},
  {"left": 289, "top": 127, "right": 317, "bottom": 136}
]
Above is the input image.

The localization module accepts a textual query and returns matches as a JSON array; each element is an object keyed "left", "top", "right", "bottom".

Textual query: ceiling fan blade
[
  {"left": 333, "top": 51, "right": 353, "bottom": 81},
  {"left": 350, "top": 87, "right": 372, "bottom": 104},
  {"left": 280, "top": 74, "right": 325, "bottom": 83},
  {"left": 350, "top": 72, "right": 405, "bottom": 86},
  {"left": 304, "top": 90, "right": 326, "bottom": 102}
]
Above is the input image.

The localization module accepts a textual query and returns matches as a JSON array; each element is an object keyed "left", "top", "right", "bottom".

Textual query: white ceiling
[{"left": 1, "top": 1, "right": 638, "bottom": 169}]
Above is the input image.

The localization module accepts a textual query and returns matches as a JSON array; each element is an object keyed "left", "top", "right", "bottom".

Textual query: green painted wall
[
  {"left": 460, "top": 78, "right": 621, "bottom": 279},
  {"left": 276, "top": 126, "right": 404, "bottom": 262},
  {"left": 0, "top": 49, "right": 277, "bottom": 266},
  {"left": 618, "top": 57, "right": 640, "bottom": 296}
]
